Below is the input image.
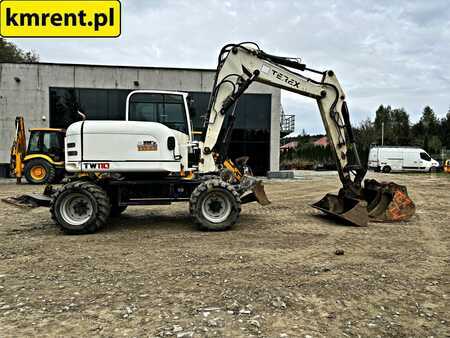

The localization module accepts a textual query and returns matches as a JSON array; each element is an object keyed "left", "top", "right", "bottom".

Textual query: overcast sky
[{"left": 10, "top": 0, "right": 450, "bottom": 134}]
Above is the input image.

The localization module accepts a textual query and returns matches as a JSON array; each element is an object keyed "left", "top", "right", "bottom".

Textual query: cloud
[{"left": 11, "top": 0, "right": 450, "bottom": 133}]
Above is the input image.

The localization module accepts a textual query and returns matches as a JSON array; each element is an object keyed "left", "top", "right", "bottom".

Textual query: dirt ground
[{"left": 0, "top": 172, "right": 448, "bottom": 337}]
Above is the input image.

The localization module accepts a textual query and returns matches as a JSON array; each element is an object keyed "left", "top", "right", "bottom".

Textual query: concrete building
[{"left": 0, "top": 62, "right": 285, "bottom": 176}]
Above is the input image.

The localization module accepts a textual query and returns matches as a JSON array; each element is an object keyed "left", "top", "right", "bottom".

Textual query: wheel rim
[
  {"left": 201, "top": 191, "right": 232, "bottom": 224},
  {"left": 30, "top": 165, "right": 47, "bottom": 181},
  {"left": 59, "top": 193, "right": 94, "bottom": 227}
]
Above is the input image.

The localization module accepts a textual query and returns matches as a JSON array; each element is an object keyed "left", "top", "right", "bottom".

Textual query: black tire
[
  {"left": 382, "top": 165, "right": 391, "bottom": 173},
  {"left": 52, "top": 170, "right": 66, "bottom": 184},
  {"left": 429, "top": 166, "right": 437, "bottom": 173},
  {"left": 50, "top": 181, "right": 111, "bottom": 235},
  {"left": 110, "top": 205, "right": 127, "bottom": 217},
  {"left": 189, "top": 179, "right": 241, "bottom": 231},
  {"left": 24, "top": 159, "right": 56, "bottom": 184}
]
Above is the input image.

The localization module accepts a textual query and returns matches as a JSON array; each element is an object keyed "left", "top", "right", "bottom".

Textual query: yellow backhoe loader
[{"left": 10, "top": 117, "right": 66, "bottom": 184}]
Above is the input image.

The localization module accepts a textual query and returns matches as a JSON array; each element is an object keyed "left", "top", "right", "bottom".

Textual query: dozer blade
[
  {"left": 364, "top": 179, "right": 415, "bottom": 222},
  {"left": 253, "top": 180, "right": 270, "bottom": 205},
  {"left": 241, "top": 180, "right": 271, "bottom": 205},
  {"left": 1, "top": 185, "right": 54, "bottom": 209},
  {"left": 311, "top": 193, "right": 368, "bottom": 226},
  {"left": 1, "top": 194, "right": 52, "bottom": 208}
]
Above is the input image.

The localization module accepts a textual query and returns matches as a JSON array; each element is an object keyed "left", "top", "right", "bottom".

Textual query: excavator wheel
[
  {"left": 189, "top": 179, "right": 241, "bottom": 231},
  {"left": 24, "top": 159, "right": 56, "bottom": 184},
  {"left": 50, "top": 181, "right": 111, "bottom": 235}
]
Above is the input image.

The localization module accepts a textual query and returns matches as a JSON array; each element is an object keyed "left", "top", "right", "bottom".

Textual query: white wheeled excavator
[{"left": 3, "top": 42, "right": 415, "bottom": 234}]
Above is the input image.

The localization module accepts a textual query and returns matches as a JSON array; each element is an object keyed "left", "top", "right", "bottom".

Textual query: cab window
[
  {"left": 27, "top": 132, "right": 40, "bottom": 153},
  {"left": 420, "top": 152, "right": 431, "bottom": 161},
  {"left": 43, "top": 132, "right": 63, "bottom": 153},
  {"left": 128, "top": 93, "right": 188, "bottom": 134}
]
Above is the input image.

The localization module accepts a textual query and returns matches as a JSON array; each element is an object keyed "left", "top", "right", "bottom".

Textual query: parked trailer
[{"left": 368, "top": 146, "right": 439, "bottom": 173}]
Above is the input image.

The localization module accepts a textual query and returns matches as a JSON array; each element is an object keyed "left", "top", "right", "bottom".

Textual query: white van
[{"left": 368, "top": 146, "right": 439, "bottom": 173}]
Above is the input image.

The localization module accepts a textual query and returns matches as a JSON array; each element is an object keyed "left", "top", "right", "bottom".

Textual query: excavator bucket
[
  {"left": 311, "top": 193, "right": 369, "bottom": 226},
  {"left": 363, "top": 179, "right": 415, "bottom": 222},
  {"left": 311, "top": 179, "right": 415, "bottom": 226}
]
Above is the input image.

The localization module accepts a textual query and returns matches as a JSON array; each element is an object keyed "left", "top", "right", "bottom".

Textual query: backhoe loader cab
[
  {"left": 23, "top": 128, "right": 66, "bottom": 184},
  {"left": 10, "top": 117, "right": 65, "bottom": 184}
]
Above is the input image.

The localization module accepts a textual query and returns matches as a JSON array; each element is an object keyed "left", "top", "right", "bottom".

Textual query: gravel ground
[{"left": 0, "top": 172, "right": 449, "bottom": 337}]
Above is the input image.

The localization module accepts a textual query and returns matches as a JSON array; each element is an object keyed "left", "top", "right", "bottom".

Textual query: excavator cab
[{"left": 10, "top": 117, "right": 66, "bottom": 184}]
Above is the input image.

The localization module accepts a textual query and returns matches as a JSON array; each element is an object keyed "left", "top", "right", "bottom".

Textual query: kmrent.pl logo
[{"left": 0, "top": 0, "right": 121, "bottom": 37}]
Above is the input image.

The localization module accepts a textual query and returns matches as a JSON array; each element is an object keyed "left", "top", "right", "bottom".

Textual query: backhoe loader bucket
[
  {"left": 311, "top": 193, "right": 369, "bottom": 226},
  {"left": 311, "top": 179, "right": 415, "bottom": 226},
  {"left": 363, "top": 179, "right": 415, "bottom": 222}
]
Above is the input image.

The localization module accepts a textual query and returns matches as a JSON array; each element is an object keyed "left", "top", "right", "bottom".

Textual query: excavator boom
[{"left": 201, "top": 42, "right": 415, "bottom": 226}]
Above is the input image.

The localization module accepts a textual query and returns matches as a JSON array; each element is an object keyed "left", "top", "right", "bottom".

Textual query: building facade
[{"left": 0, "top": 62, "right": 282, "bottom": 176}]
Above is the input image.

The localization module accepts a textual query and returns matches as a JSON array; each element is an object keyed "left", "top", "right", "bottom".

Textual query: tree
[
  {"left": 373, "top": 105, "right": 411, "bottom": 146},
  {"left": 353, "top": 118, "right": 377, "bottom": 165},
  {"left": 420, "top": 106, "right": 439, "bottom": 133},
  {"left": 0, "top": 38, "right": 39, "bottom": 63},
  {"left": 411, "top": 106, "right": 440, "bottom": 152},
  {"left": 391, "top": 108, "right": 410, "bottom": 145},
  {"left": 438, "top": 110, "right": 450, "bottom": 149},
  {"left": 374, "top": 105, "right": 392, "bottom": 145},
  {"left": 428, "top": 135, "right": 442, "bottom": 154}
]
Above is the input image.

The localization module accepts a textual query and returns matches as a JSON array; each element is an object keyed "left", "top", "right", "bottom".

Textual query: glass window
[
  {"left": 42, "top": 132, "right": 62, "bottom": 153},
  {"left": 163, "top": 103, "right": 186, "bottom": 131},
  {"left": 28, "top": 132, "right": 40, "bottom": 153},
  {"left": 128, "top": 93, "right": 188, "bottom": 133},
  {"left": 131, "top": 102, "right": 158, "bottom": 122},
  {"left": 420, "top": 152, "right": 431, "bottom": 161}
]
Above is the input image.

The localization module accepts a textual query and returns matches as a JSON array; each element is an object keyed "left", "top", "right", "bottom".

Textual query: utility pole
[{"left": 381, "top": 121, "right": 384, "bottom": 146}]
